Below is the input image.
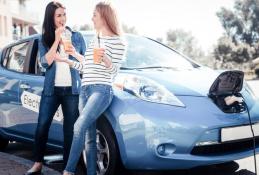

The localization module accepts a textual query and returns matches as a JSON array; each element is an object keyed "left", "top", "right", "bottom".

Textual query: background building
[{"left": 0, "top": 0, "right": 38, "bottom": 48}]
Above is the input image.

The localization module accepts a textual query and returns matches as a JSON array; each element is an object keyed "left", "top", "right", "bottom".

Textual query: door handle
[{"left": 20, "top": 84, "right": 31, "bottom": 89}]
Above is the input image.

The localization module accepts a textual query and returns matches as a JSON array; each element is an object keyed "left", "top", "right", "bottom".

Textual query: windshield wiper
[
  {"left": 120, "top": 67, "right": 138, "bottom": 70},
  {"left": 140, "top": 66, "right": 177, "bottom": 70},
  {"left": 121, "top": 66, "right": 178, "bottom": 70}
]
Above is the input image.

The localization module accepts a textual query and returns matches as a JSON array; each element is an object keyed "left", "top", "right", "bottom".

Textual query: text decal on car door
[{"left": 21, "top": 91, "right": 63, "bottom": 122}]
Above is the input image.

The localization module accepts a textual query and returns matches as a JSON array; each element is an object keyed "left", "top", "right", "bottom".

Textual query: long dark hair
[{"left": 42, "top": 1, "right": 65, "bottom": 49}]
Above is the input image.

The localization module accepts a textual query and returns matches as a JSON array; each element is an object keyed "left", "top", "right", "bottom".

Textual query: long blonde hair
[{"left": 95, "top": 1, "right": 122, "bottom": 36}]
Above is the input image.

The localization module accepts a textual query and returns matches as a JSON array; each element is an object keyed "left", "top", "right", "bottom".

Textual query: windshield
[
  {"left": 123, "top": 35, "right": 197, "bottom": 70},
  {"left": 83, "top": 34, "right": 198, "bottom": 70}
]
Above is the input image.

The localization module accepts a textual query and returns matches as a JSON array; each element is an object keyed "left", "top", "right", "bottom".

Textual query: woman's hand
[
  {"left": 96, "top": 48, "right": 105, "bottom": 59},
  {"left": 44, "top": 27, "right": 65, "bottom": 66},
  {"left": 54, "top": 53, "right": 69, "bottom": 63},
  {"left": 65, "top": 44, "right": 77, "bottom": 57},
  {"left": 55, "top": 54, "right": 73, "bottom": 66},
  {"left": 93, "top": 48, "right": 105, "bottom": 64},
  {"left": 102, "top": 55, "right": 112, "bottom": 68},
  {"left": 55, "top": 27, "right": 65, "bottom": 42}
]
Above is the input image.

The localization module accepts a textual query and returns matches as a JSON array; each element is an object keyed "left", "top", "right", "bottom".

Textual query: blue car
[{"left": 0, "top": 32, "right": 258, "bottom": 175}]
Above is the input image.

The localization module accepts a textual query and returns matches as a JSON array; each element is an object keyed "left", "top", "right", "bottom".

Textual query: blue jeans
[
  {"left": 34, "top": 87, "right": 79, "bottom": 167},
  {"left": 65, "top": 84, "right": 113, "bottom": 175}
]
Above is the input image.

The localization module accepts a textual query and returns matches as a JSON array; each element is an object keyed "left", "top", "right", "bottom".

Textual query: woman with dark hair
[
  {"left": 25, "top": 1, "right": 86, "bottom": 175},
  {"left": 56, "top": 2, "right": 126, "bottom": 175}
]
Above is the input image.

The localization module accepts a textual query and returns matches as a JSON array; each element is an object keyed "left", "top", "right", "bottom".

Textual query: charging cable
[
  {"left": 244, "top": 102, "right": 257, "bottom": 175},
  {"left": 224, "top": 95, "right": 257, "bottom": 174}
]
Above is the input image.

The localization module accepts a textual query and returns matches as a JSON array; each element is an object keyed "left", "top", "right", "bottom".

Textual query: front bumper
[{"left": 114, "top": 95, "right": 259, "bottom": 170}]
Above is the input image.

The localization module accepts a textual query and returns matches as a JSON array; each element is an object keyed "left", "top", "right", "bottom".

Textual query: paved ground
[{"left": 0, "top": 151, "right": 60, "bottom": 175}]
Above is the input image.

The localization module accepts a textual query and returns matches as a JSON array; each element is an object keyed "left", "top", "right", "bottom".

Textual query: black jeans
[{"left": 33, "top": 87, "right": 79, "bottom": 167}]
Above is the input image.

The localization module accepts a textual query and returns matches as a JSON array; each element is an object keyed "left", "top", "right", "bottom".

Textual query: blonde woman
[{"left": 56, "top": 2, "right": 126, "bottom": 175}]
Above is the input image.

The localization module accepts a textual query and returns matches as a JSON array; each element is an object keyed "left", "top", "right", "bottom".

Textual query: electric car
[{"left": 0, "top": 32, "right": 258, "bottom": 175}]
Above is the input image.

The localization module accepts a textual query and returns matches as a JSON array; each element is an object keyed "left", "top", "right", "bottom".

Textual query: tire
[
  {"left": 83, "top": 117, "right": 121, "bottom": 175},
  {"left": 0, "top": 136, "right": 9, "bottom": 151}
]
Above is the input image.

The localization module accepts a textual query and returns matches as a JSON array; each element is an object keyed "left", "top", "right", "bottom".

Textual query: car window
[
  {"left": 35, "top": 50, "right": 46, "bottom": 75},
  {"left": 5, "top": 42, "right": 29, "bottom": 72},
  {"left": 83, "top": 34, "right": 94, "bottom": 49},
  {"left": 27, "top": 39, "right": 45, "bottom": 76},
  {"left": 83, "top": 34, "right": 197, "bottom": 70},
  {"left": 1, "top": 48, "right": 10, "bottom": 66},
  {"left": 123, "top": 36, "right": 196, "bottom": 70}
]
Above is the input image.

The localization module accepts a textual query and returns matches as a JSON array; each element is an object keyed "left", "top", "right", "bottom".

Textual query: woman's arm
[
  {"left": 64, "top": 32, "right": 86, "bottom": 63},
  {"left": 71, "top": 51, "right": 84, "bottom": 63},
  {"left": 44, "top": 40, "right": 60, "bottom": 66},
  {"left": 65, "top": 44, "right": 84, "bottom": 63},
  {"left": 55, "top": 53, "right": 84, "bottom": 72},
  {"left": 44, "top": 27, "right": 64, "bottom": 66},
  {"left": 102, "top": 39, "right": 126, "bottom": 75}
]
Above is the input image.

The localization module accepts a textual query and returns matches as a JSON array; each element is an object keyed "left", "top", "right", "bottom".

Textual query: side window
[
  {"left": 35, "top": 50, "right": 46, "bottom": 75},
  {"left": 27, "top": 39, "right": 45, "bottom": 76},
  {"left": 5, "top": 42, "right": 29, "bottom": 72},
  {"left": 2, "top": 48, "right": 10, "bottom": 66}
]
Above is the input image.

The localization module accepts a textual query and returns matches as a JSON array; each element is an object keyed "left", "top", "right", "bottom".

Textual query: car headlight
[{"left": 114, "top": 74, "right": 185, "bottom": 107}]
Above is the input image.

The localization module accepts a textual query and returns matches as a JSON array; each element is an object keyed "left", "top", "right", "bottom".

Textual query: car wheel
[
  {"left": 83, "top": 118, "right": 121, "bottom": 175},
  {"left": 0, "top": 136, "right": 9, "bottom": 150}
]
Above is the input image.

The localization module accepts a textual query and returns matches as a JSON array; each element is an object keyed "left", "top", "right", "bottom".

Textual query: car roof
[
  {"left": 80, "top": 30, "right": 139, "bottom": 38},
  {"left": 2, "top": 34, "right": 40, "bottom": 49}
]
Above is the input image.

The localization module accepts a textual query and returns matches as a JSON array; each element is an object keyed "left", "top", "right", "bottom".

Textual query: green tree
[
  {"left": 217, "top": 0, "right": 259, "bottom": 45},
  {"left": 214, "top": 0, "right": 259, "bottom": 67}
]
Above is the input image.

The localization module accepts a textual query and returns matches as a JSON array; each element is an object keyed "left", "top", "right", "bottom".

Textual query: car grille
[{"left": 191, "top": 137, "right": 259, "bottom": 156}]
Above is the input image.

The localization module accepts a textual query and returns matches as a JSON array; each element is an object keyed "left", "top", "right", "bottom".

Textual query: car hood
[{"left": 124, "top": 67, "right": 220, "bottom": 97}]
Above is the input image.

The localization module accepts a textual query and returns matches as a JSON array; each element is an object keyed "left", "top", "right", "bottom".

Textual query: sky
[{"left": 27, "top": 0, "right": 235, "bottom": 52}]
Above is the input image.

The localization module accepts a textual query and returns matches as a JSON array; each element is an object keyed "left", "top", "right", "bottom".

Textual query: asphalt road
[{"left": 3, "top": 80, "right": 259, "bottom": 175}]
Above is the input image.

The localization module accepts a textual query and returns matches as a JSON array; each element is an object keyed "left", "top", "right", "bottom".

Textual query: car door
[
  {"left": 16, "top": 38, "right": 64, "bottom": 145},
  {"left": 0, "top": 38, "right": 63, "bottom": 146},
  {"left": 0, "top": 40, "right": 32, "bottom": 136}
]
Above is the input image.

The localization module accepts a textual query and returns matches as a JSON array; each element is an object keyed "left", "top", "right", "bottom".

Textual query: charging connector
[{"left": 224, "top": 95, "right": 243, "bottom": 106}]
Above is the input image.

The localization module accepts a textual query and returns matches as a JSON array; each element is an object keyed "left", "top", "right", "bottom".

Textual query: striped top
[{"left": 72, "top": 35, "right": 126, "bottom": 87}]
